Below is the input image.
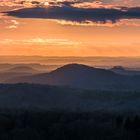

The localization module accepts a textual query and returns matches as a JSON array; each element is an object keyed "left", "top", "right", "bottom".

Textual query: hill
[{"left": 5, "top": 63, "right": 138, "bottom": 90}]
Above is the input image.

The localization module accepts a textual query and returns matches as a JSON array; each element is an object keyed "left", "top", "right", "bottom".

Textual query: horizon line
[{"left": 0, "top": 55, "right": 140, "bottom": 58}]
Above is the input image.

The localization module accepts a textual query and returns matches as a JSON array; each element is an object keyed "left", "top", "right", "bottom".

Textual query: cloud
[
  {"left": 6, "top": 19, "right": 20, "bottom": 29},
  {"left": 0, "top": 38, "right": 80, "bottom": 46},
  {"left": 0, "top": 0, "right": 140, "bottom": 8},
  {"left": 53, "top": 19, "right": 140, "bottom": 27},
  {"left": 11, "top": 20, "right": 19, "bottom": 25},
  {"left": 4, "top": 6, "right": 140, "bottom": 24},
  {"left": 6, "top": 25, "right": 17, "bottom": 29}
]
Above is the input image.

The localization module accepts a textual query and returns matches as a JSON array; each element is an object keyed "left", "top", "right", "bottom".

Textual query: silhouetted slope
[{"left": 111, "top": 66, "right": 125, "bottom": 71}]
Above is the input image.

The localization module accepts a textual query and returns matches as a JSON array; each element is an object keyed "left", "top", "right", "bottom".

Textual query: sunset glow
[{"left": 0, "top": 0, "right": 140, "bottom": 56}]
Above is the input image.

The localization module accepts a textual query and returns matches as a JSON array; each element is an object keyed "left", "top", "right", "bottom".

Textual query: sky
[{"left": 0, "top": 0, "right": 140, "bottom": 56}]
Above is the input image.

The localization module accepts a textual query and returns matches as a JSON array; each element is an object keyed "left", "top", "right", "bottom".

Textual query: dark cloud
[{"left": 4, "top": 5, "right": 140, "bottom": 23}]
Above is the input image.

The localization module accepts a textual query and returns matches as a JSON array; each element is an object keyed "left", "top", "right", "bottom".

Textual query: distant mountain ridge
[
  {"left": 0, "top": 64, "right": 61, "bottom": 83},
  {"left": 0, "top": 66, "right": 39, "bottom": 83},
  {"left": 110, "top": 66, "right": 140, "bottom": 76},
  {"left": 6, "top": 66, "right": 38, "bottom": 73},
  {"left": 5, "top": 63, "right": 140, "bottom": 90},
  {"left": 111, "top": 66, "right": 125, "bottom": 71}
]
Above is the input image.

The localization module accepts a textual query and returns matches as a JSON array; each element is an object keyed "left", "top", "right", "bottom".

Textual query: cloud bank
[{"left": 5, "top": 6, "right": 140, "bottom": 24}]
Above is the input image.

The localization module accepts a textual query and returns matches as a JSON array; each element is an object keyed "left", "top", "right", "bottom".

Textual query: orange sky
[{"left": 0, "top": 1, "right": 140, "bottom": 56}]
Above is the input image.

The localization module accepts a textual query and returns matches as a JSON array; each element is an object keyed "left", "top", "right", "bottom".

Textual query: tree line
[{"left": 0, "top": 111, "right": 139, "bottom": 140}]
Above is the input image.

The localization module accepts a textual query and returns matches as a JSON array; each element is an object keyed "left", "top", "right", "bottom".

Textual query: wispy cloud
[
  {"left": 0, "top": 38, "right": 81, "bottom": 46},
  {"left": 53, "top": 19, "right": 140, "bottom": 27},
  {"left": 6, "top": 19, "right": 20, "bottom": 29}
]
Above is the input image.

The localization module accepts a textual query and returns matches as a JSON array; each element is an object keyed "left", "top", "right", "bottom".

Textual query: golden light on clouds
[{"left": 0, "top": 0, "right": 140, "bottom": 56}]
